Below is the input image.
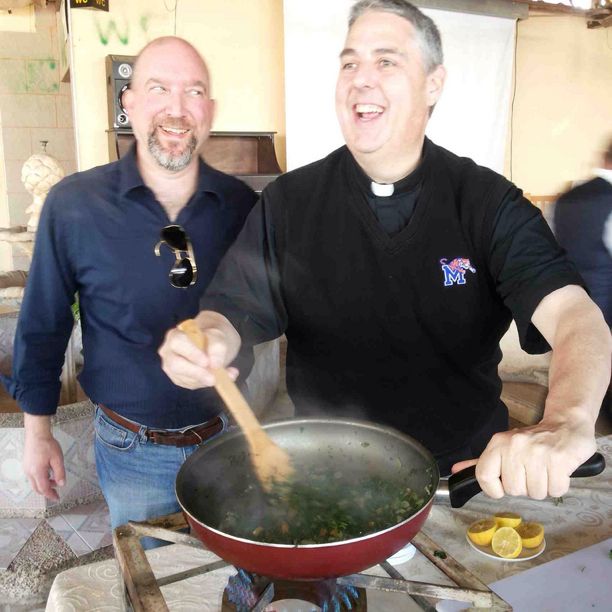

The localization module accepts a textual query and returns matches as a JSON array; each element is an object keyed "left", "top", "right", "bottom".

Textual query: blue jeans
[{"left": 93, "top": 404, "right": 227, "bottom": 549}]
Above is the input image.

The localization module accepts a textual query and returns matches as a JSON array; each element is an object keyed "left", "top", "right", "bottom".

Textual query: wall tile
[
  {"left": 29, "top": 127, "right": 75, "bottom": 162},
  {"left": 59, "top": 159, "right": 77, "bottom": 177},
  {"left": 35, "top": 3, "right": 57, "bottom": 31},
  {"left": 0, "top": 94, "right": 57, "bottom": 128},
  {"left": 0, "top": 60, "right": 28, "bottom": 95},
  {"left": 56, "top": 96, "right": 74, "bottom": 129},
  {"left": 26, "top": 59, "right": 60, "bottom": 94},
  {"left": 2, "top": 127, "right": 32, "bottom": 160},
  {"left": 4, "top": 160, "right": 26, "bottom": 195},
  {"left": 0, "top": 31, "right": 54, "bottom": 59},
  {"left": 11, "top": 254, "right": 31, "bottom": 273},
  {"left": 8, "top": 191, "right": 31, "bottom": 228}
]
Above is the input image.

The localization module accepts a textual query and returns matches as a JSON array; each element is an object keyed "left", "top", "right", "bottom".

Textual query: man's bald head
[
  {"left": 131, "top": 36, "right": 211, "bottom": 93},
  {"left": 122, "top": 36, "right": 215, "bottom": 174}
]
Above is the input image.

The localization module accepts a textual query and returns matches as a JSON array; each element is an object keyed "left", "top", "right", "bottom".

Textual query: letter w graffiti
[{"left": 96, "top": 19, "right": 129, "bottom": 45}]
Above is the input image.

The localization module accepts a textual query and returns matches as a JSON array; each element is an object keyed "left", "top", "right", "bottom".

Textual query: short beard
[{"left": 147, "top": 129, "right": 198, "bottom": 172}]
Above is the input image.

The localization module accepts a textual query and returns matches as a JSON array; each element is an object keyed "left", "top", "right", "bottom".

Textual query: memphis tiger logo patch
[{"left": 439, "top": 257, "right": 476, "bottom": 286}]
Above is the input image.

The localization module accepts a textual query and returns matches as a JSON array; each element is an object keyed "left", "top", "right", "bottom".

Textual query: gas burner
[
  {"left": 112, "top": 512, "right": 511, "bottom": 611},
  {"left": 222, "top": 569, "right": 365, "bottom": 611}
]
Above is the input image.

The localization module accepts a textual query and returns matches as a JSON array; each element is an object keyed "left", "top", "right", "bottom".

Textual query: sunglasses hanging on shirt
[{"left": 154, "top": 225, "right": 198, "bottom": 288}]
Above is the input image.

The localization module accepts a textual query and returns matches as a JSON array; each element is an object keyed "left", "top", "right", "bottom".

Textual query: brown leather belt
[{"left": 98, "top": 404, "right": 224, "bottom": 447}]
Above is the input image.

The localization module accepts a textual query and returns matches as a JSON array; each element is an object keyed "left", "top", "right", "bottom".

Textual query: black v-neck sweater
[
  {"left": 272, "top": 141, "right": 513, "bottom": 455},
  {"left": 204, "top": 139, "right": 582, "bottom": 460}
]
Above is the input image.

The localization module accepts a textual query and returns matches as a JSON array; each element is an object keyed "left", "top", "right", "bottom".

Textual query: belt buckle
[{"left": 145, "top": 428, "right": 176, "bottom": 444}]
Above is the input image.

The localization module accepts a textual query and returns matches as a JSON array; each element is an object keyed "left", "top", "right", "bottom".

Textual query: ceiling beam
[
  {"left": 511, "top": 1, "right": 589, "bottom": 15},
  {"left": 413, "top": 0, "right": 528, "bottom": 20}
]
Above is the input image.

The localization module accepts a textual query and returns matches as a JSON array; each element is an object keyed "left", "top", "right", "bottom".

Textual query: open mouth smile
[
  {"left": 354, "top": 103, "right": 384, "bottom": 121},
  {"left": 159, "top": 126, "right": 191, "bottom": 137}
]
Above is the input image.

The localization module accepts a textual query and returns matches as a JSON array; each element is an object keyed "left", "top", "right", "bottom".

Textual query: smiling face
[
  {"left": 335, "top": 10, "right": 445, "bottom": 177},
  {"left": 123, "top": 38, "right": 215, "bottom": 173}
]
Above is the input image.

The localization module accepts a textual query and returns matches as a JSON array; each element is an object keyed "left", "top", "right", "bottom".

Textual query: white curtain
[{"left": 283, "top": 1, "right": 516, "bottom": 174}]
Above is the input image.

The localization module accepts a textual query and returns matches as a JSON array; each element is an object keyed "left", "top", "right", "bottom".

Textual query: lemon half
[
  {"left": 491, "top": 526, "right": 523, "bottom": 558},
  {"left": 494, "top": 512, "right": 522, "bottom": 529},
  {"left": 516, "top": 522, "right": 544, "bottom": 548},
  {"left": 467, "top": 518, "right": 497, "bottom": 546}
]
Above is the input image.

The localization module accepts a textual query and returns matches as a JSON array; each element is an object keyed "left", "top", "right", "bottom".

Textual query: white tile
[
  {"left": 56, "top": 95, "right": 74, "bottom": 129},
  {"left": 29, "top": 127, "right": 75, "bottom": 161},
  {"left": 4, "top": 160, "right": 27, "bottom": 195},
  {"left": 0, "top": 30, "right": 54, "bottom": 58},
  {"left": 64, "top": 531, "right": 93, "bottom": 556},
  {"left": 0, "top": 59, "right": 27, "bottom": 94},
  {"left": 26, "top": 59, "right": 60, "bottom": 94},
  {"left": 62, "top": 498, "right": 110, "bottom": 531},
  {"left": 59, "top": 159, "right": 77, "bottom": 177},
  {"left": 2, "top": 127, "right": 33, "bottom": 160},
  {"left": 47, "top": 514, "right": 73, "bottom": 539},
  {"left": 62, "top": 498, "right": 112, "bottom": 552},
  {"left": 11, "top": 254, "right": 31, "bottom": 272},
  {"left": 78, "top": 527, "right": 112, "bottom": 551},
  {"left": 0, "top": 429, "right": 35, "bottom": 508},
  {"left": 0, "top": 517, "right": 41, "bottom": 570},
  {"left": 48, "top": 513, "right": 96, "bottom": 556},
  {"left": 7, "top": 191, "right": 31, "bottom": 228},
  {"left": 0, "top": 94, "right": 57, "bottom": 128},
  {"left": 34, "top": 4, "right": 57, "bottom": 31}
]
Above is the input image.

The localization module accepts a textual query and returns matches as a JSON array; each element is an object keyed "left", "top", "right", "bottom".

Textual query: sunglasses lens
[
  {"left": 170, "top": 257, "right": 194, "bottom": 288},
  {"left": 161, "top": 225, "right": 188, "bottom": 251}
]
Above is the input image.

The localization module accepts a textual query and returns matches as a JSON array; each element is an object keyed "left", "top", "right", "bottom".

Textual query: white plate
[{"left": 466, "top": 533, "right": 546, "bottom": 562}]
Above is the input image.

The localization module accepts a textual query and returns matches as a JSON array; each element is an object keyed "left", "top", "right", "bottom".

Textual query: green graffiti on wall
[
  {"left": 95, "top": 18, "right": 129, "bottom": 45},
  {"left": 25, "top": 59, "right": 59, "bottom": 93},
  {"left": 94, "top": 13, "right": 158, "bottom": 46}
]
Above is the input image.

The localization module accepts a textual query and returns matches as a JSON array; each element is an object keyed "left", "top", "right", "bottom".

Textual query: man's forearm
[
  {"left": 24, "top": 413, "right": 54, "bottom": 439},
  {"left": 195, "top": 310, "right": 242, "bottom": 366},
  {"left": 543, "top": 305, "right": 611, "bottom": 427}
]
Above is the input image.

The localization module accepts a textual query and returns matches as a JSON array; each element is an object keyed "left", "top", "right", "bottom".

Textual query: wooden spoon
[{"left": 178, "top": 319, "right": 294, "bottom": 491}]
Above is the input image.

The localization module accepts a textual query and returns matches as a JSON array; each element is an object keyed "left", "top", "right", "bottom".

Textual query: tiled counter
[{"left": 0, "top": 401, "right": 103, "bottom": 519}]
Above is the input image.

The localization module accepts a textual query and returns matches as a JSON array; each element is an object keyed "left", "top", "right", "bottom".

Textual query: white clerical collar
[
  {"left": 370, "top": 181, "right": 394, "bottom": 197},
  {"left": 593, "top": 167, "right": 612, "bottom": 185}
]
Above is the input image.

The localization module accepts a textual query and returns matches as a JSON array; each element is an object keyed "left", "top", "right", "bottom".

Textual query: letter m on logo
[{"left": 442, "top": 265, "right": 466, "bottom": 286}]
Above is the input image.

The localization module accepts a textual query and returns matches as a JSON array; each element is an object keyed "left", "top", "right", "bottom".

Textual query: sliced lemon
[
  {"left": 493, "top": 512, "right": 522, "bottom": 529},
  {"left": 516, "top": 522, "right": 544, "bottom": 548},
  {"left": 467, "top": 518, "right": 498, "bottom": 546},
  {"left": 491, "top": 526, "right": 523, "bottom": 559}
]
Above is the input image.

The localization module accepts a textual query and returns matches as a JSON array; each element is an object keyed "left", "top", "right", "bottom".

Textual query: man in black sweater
[{"left": 159, "top": 1, "right": 611, "bottom": 501}]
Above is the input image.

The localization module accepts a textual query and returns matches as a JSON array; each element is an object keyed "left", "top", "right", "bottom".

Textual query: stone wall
[{"left": 0, "top": 3, "right": 76, "bottom": 272}]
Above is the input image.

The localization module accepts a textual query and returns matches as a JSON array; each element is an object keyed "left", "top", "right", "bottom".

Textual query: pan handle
[{"left": 446, "top": 452, "right": 605, "bottom": 508}]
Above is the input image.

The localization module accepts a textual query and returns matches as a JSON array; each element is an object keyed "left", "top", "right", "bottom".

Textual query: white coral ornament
[{"left": 21, "top": 141, "right": 65, "bottom": 232}]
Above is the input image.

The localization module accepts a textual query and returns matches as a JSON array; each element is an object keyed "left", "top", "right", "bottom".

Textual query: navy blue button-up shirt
[{"left": 8, "top": 146, "right": 257, "bottom": 428}]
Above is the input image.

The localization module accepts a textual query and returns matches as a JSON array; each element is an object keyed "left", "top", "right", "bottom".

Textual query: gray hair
[{"left": 349, "top": 0, "right": 443, "bottom": 73}]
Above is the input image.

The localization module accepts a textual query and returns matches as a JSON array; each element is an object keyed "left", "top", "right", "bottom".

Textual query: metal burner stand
[{"left": 113, "top": 512, "right": 511, "bottom": 611}]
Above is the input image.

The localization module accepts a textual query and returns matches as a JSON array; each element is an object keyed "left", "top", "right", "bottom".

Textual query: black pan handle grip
[
  {"left": 570, "top": 452, "right": 605, "bottom": 477},
  {"left": 448, "top": 452, "right": 606, "bottom": 509},
  {"left": 447, "top": 465, "right": 480, "bottom": 509}
]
